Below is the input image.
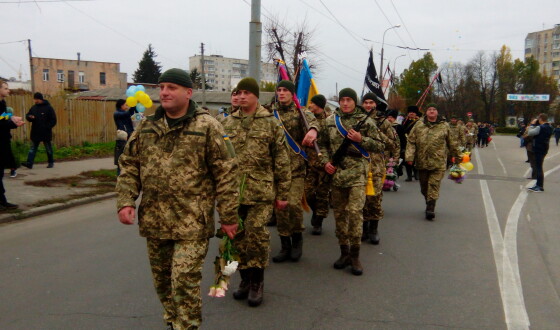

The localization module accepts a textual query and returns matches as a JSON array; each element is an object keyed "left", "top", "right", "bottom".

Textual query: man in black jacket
[
  {"left": 21, "top": 92, "right": 57, "bottom": 169},
  {"left": 527, "top": 113, "right": 553, "bottom": 192}
]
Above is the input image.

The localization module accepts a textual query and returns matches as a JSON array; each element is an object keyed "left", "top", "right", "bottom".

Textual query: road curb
[{"left": 0, "top": 192, "right": 116, "bottom": 225}]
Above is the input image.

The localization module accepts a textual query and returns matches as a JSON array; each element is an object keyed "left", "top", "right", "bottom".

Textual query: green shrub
[{"left": 10, "top": 141, "right": 116, "bottom": 164}]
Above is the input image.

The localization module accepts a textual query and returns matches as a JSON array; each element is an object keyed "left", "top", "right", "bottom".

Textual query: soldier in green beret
[
  {"left": 405, "top": 103, "right": 460, "bottom": 220},
  {"left": 319, "top": 88, "right": 384, "bottom": 275},
  {"left": 271, "top": 80, "right": 319, "bottom": 263},
  {"left": 116, "top": 68, "right": 240, "bottom": 329},
  {"left": 222, "top": 77, "right": 291, "bottom": 307}
]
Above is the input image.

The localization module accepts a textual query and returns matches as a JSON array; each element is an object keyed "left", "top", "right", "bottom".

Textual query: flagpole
[{"left": 416, "top": 71, "right": 440, "bottom": 110}]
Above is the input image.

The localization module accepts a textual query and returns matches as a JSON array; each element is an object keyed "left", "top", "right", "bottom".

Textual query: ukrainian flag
[{"left": 296, "top": 59, "right": 319, "bottom": 107}]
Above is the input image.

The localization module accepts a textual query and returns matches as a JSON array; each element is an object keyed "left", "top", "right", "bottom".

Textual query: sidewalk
[{"left": 1, "top": 157, "right": 116, "bottom": 223}]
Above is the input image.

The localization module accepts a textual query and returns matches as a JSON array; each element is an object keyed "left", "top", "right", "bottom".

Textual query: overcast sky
[{"left": 1, "top": 0, "right": 559, "bottom": 98}]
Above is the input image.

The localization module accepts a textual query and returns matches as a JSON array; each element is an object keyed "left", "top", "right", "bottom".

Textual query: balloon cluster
[
  {"left": 459, "top": 152, "right": 474, "bottom": 172},
  {"left": 448, "top": 152, "right": 474, "bottom": 184},
  {"left": 126, "top": 85, "right": 153, "bottom": 113}
]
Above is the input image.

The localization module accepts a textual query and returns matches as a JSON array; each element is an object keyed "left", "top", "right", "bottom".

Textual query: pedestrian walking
[
  {"left": 405, "top": 103, "right": 460, "bottom": 220},
  {"left": 527, "top": 113, "right": 553, "bottom": 192},
  {"left": 21, "top": 92, "right": 57, "bottom": 169},
  {"left": 116, "top": 68, "right": 240, "bottom": 329},
  {"left": 553, "top": 124, "right": 560, "bottom": 146},
  {"left": 401, "top": 106, "right": 420, "bottom": 181},
  {"left": 522, "top": 120, "right": 537, "bottom": 179},
  {"left": 319, "top": 88, "right": 384, "bottom": 275}
]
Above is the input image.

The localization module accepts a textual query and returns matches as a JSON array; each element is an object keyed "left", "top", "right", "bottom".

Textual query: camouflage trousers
[
  {"left": 276, "top": 177, "right": 305, "bottom": 236},
  {"left": 363, "top": 174, "right": 384, "bottom": 221},
  {"left": 418, "top": 169, "right": 446, "bottom": 202},
  {"left": 465, "top": 143, "right": 474, "bottom": 152},
  {"left": 146, "top": 238, "right": 209, "bottom": 330},
  {"left": 331, "top": 185, "right": 366, "bottom": 246},
  {"left": 304, "top": 168, "right": 331, "bottom": 218},
  {"left": 234, "top": 203, "right": 273, "bottom": 269}
]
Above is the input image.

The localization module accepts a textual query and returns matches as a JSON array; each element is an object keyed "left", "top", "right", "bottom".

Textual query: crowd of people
[{"left": 114, "top": 69, "right": 479, "bottom": 330}]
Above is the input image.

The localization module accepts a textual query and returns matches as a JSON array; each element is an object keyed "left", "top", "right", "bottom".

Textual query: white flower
[
  {"left": 208, "top": 286, "right": 217, "bottom": 297},
  {"left": 222, "top": 260, "right": 238, "bottom": 276},
  {"left": 215, "top": 287, "right": 226, "bottom": 297}
]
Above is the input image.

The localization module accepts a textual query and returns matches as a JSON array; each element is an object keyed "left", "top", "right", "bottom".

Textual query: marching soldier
[
  {"left": 216, "top": 88, "right": 240, "bottom": 123},
  {"left": 221, "top": 78, "right": 291, "bottom": 307},
  {"left": 405, "top": 103, "right": 460, "bottom": 220},
  {"left": 116, "top": 68, "right": 240, "bottom": 329},
  {"left": 360, "top": 93, "right": 399, "bottom": 245},
  {"left": 401, "top": 106, "right": 420, "bottom": 181},
  {"left": 465, "top": 120, "right": 477, "bottom": 151},
  {"left": 319, "top": 88, "right": 384, "bottom": 275},
  {"left": 449, "top": 115, "right": 466, "bottom": 150},
  {"left": 271, "top": 80, "right": 319, "bottom": 263},
  {"left": 304, "top": 94, "right": 332, "bottom": 235}
]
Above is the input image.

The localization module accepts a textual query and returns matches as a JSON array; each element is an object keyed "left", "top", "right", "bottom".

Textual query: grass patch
[
  {"left": 25, "top": 169, "right": 117, "bottom": 207},
  {"left": 11, "top": 141, "right": 115, "bottom": 165}
]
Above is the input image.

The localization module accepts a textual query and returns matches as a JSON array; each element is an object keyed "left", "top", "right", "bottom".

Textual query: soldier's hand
[
  {"left": 11, "top": 116, "right": 25, "bottom": 127},
  {"left": 275, "top": 200, "right": 288, "bottom": 210},
  {"left": 325, "top": 162, "right": 337, "bottom": 175},
  {"left": 221, "top": 223, "right": 238, "bottom": 239},
  {"left": 118, "top": 206, "right": 135, "bottom": 225},
  {"left": 302, "top": 128, "right": 318, "bottom": 147},
  {"left": 347, "top": 129, "right": 362, "bottom": 143}
]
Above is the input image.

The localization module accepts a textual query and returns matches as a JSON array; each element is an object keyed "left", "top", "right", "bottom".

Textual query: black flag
[
  {"left": 436, "top": 72, "right": 443, "bottom": 84},
  {"left": 364, "top": 50, "right": 388, "bottom": 111}
]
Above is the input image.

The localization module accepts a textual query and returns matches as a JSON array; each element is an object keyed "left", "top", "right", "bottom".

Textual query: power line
[
  {"left": 318, "top": 0, "right": 369, "bottom": 50},
  {"left": 389, "top": 0, "right": 420, "bottom": 57},
  {"left": 0, "top": 0, "right": 92, "bottom": 2},
  {"left": 0, "top": 40, "right": 26, "bottom": 45},
  {"left": 372, "top": 0, "right": 412, "bottom": 60}
]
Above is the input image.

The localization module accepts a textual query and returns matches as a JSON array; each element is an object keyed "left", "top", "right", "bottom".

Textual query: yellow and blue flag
[{"left": 296, "top": 59, "right": 319, "bottom": 107}]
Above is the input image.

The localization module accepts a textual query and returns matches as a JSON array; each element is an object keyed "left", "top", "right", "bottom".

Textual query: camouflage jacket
[
  {"left": 405, "top": 116, "right": 460, "bottom": 171},
  {"left": 116, "top": 101, "right": 239, "bottom": 240},
  {"left": 271, "top": 102, "right": 319, "bottom": 178},
  {"left": 465, "top": 125, "right": 476, "bottom": 144},
  {"left": 319, "top": 108, "right": 385, "bottom": 188},
  {"left": 215, "top": 105, "right": 239, "bottom": 124},
  {"left": 305, "top": 109, "right": 330, "bottom": 171},
  {"left": 370, "top": 116, "right": 401, "bottom": 175},
  {"left": 449, "top": 123, "right": 466, "bottom": 148},
  {"left": 222, "top": 105, "right": 291, "bottom": 204}
]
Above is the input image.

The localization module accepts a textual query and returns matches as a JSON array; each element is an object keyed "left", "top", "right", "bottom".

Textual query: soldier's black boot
[
  {"left": 368, "top": 220, "right": 380, "bottom": 245},
  {"left": 233, "top": 268, "right": 251, "bottom": 300},
  {"left": 425, "top": 200, "right": 436, "bottom": 220},
  {"left": 272, "top": 236, "right": 291, "bottom": 263},
  {"left": 350, "top": 245, "right": 363, "bottom": 276},
  {"left": 290, "top": 232, "right": 303, "bottom": 261},
  {"left": 333, "top": 245, "right": 350, "bottom": 269},
  {"left": 311, "top": 215, "right": 324, "bottom": 235},
  {"left": 248, "top": 268, "right": 264, "bottom": 307},
  {"left": 361, "top": 221, "right": 369, "bottom": 241}
]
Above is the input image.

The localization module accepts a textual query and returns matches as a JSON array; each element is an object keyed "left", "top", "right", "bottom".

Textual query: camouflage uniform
[
  {"left": 304, "top": 109, "right": 332, "bottom": 224},
  {"left": 449, "top": 122, "right": 466, "bottom": 150},
  {"left": 401, "top": 117, "right": 419, "bottom": 180},
  {"left": 319, "top": 108, "right": 384, "bottom": 246},
  {"left": 271, "top": 102, "right": 318, "bottom": 237},
  {"left": 465, "top": 125, "right": 476, "bottom": 151},
  {"left": 216, "top": 105, "right": 238, "bottom": 124},
  {"left": 222, "top": 105, "right": 291, "bottom": 269},
  {"left": 405, "top": 116, "right": 460, "bottom": 212},
  {"left": 116, "top": 102, "right": 239, "bottom": 329}
]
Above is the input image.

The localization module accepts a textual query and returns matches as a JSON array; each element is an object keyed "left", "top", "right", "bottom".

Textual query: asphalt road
[{"left": 1, "top": 135, "right": 559, "bottom": 330}]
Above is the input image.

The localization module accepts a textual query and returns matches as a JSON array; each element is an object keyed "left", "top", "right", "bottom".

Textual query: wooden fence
[{"left": 5, "top": 95, "right": 154, "bottom": 147}]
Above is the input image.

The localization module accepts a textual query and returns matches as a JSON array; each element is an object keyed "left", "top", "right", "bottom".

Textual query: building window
[
  {"left": 79, "top": 71, "right": 85, "bottom": 83},
  {"left": 100, "top": 72, "right": 106, "bottom": 85},
  {"left": 42, "top": 69, "right": 49, "bottom": 81},
  {"left": 57, "top": 70, "right": 64, "bottom": 82}
]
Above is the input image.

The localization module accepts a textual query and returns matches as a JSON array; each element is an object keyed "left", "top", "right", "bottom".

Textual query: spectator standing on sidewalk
[
  {"left": 113, "top": 99, "right": 137, "bottom": 175},
  {"left": 0, "top": 80, "right": 25, "bottom": 210},
  {"left": 527, "top": 113, "right": 553, "bottom": 193},
  {"left": 21, "top": 92, "right": 57, "bottom": 169}
]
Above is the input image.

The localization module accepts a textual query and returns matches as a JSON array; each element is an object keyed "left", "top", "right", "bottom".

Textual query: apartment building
[
  {"left": 189, "top": 54, "right": 277, "bottom": 91},
  {"left": 32, "top": 56, "right": 127, "bottom": 95},
  {"left": 525, "top": 24, "right": 560, "bottom": 84}
]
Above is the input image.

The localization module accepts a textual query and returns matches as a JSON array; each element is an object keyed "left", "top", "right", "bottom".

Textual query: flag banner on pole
[
  {"left": 275, "top": 59, "right": 302, "bottom": 108},
  {"left": 436, "top": 72, "right": 443, "bottom": 84},
  {"left": 296, "top": 59, "right": 319, "bottom": 107},
  {"left": 364, "top": 50, "right": 388, "bottom": 111}
]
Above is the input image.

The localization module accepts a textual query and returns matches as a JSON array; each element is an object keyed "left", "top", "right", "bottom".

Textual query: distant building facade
[
  {"left": 525, "top": 24, "right": 560, "bottom": 84},
  {"left": 31, "top": 56, "right": 127, "bottom": 94},
  {"left": 189, "top": 54, "right": 277, "bottom": 91}
]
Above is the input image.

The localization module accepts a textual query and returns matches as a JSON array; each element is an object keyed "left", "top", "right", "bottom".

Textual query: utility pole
[
  {"left": 248, "top": 0, "right": 262, "bottom": 83},
  {"left": 28, "top": 39, "right": 35, "bottom": 92},
  {"left": 200, "top": 42, "right": 206, "bottom": 107}
]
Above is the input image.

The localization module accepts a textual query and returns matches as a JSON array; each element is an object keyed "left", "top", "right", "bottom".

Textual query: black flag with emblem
[{"left": 364, "top": 50, "right": 388, "bottom": 111}]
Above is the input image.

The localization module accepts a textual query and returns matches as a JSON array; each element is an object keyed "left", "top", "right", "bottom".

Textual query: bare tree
[
  {"left": 470, "top": 51, "right": 498, "bottom": 122},
  {"left": 264, "top": 15, "right": 320, "bottom": 80}
]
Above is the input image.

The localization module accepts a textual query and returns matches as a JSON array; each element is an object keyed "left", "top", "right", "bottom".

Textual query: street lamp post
[
  {"left": 380, "top": 25, "right": 401, "bottom": 79},
  {"left": 392, "top": 54, "right": 406, "bottom": 78}
]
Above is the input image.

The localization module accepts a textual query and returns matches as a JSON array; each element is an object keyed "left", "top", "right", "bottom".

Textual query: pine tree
[{"left": 133, "top": 44, "right": 162, "bottom": 84}]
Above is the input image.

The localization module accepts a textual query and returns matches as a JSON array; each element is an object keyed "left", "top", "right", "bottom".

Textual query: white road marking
[{"left": 474, "top": 148, "right": 530, "bottom": 329}]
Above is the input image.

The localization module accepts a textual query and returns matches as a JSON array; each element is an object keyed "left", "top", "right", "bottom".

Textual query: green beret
[
  {"left": 362, "top": 92, "right": 377, "bottom": 103},
  {"left": 277, "top": 80, "right": 295, "bottom": 95},
  {"left": 338, "top": 88, "right": 357, "bottom": 105},
  {"left": 158, "top": 68, "right": 193, "bottom": 88},
  {"left": 236, "top": 77, "right": 259, "bottom": 98},
  {"left": 310, "top": 94, "right": 326, "bottom": 109}
]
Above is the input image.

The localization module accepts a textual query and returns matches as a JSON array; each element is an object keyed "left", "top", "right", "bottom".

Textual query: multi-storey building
[
  {"left": 189, "top": 54, "right": 277, "bottom": 91},
  {"left": 525, "top": 24, "right": 560, "bottom": 84},
  {"left": 31, "top": 55, "right": 127, "bottom": 95}
]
